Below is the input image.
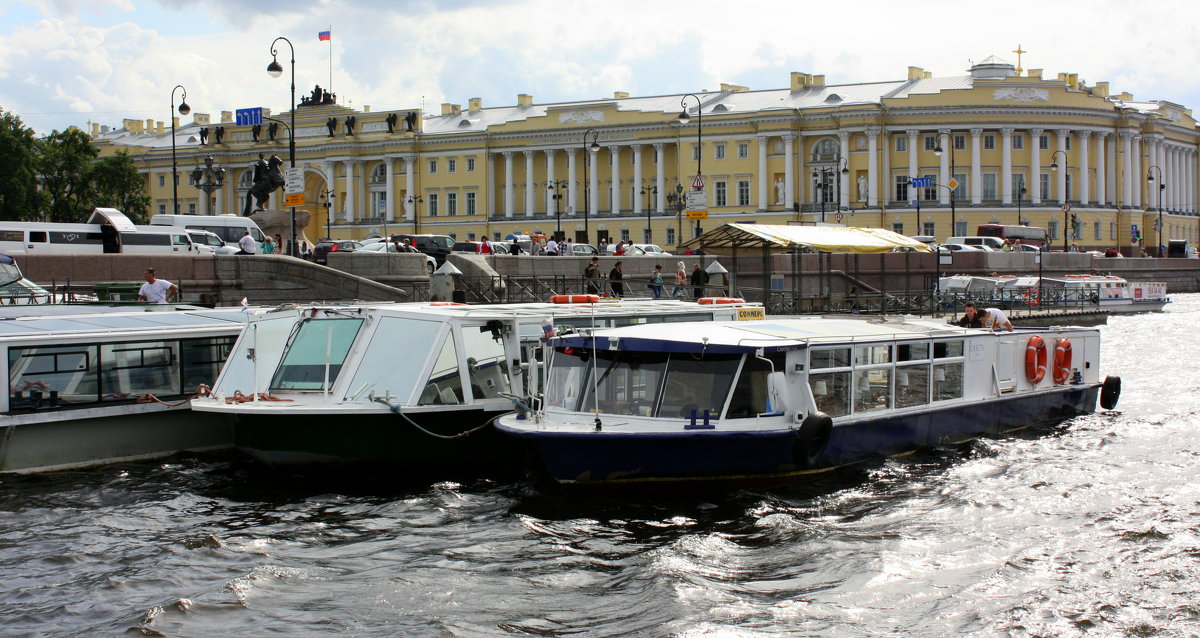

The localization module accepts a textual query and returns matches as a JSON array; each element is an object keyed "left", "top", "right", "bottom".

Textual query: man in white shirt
[
  {"left": 237, "top": 230, "right": 258, "bottom": 255},
  {"left": 545, "top": 238, "right": 559, "bottom": 256},
  {"left": 982, "top": 307, "right": 1014, "bottom": 332},
  {"left": 138, "top": 268, "right": 178, "bottom": 304}
]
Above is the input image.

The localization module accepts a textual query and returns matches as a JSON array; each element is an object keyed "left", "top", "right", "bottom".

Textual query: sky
[{"left": 3, "top": 0, "right": 1200, "bottom": 136}]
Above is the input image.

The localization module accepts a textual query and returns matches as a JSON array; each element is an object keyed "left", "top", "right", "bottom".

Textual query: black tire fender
[
  {"left": 1100, "top": 375, "right": 1122, "bottom": 410},
  {"left": 794, "top": 411, "right": 833, "bottom": 468}
]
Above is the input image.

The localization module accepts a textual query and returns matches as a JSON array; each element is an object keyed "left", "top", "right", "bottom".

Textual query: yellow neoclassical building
[{"left": 92, "top": 55, "right": 1200, "bottom": 253}]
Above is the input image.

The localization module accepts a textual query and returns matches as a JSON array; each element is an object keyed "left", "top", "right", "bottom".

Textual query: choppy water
[{"left": 2, "top": 297, "right": 1199, "bottom": 637}]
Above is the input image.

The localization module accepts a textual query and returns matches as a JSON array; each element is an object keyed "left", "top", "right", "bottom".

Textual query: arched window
[
  {"left": 368, "top": 163, "right": 389, "bottom": 221},
  {"left": 369, "top": 162, "right": 387, "bottom": 185},
  {"left": 812, "top": 138, "right": 838, "bottom": 161}
]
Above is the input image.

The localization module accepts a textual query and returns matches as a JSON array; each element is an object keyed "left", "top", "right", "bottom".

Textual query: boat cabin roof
[{"left": 0, "top": 307, "right": 248, "bottom": 339}]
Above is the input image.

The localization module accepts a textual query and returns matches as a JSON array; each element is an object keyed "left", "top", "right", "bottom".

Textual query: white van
[
  {"left": 151, "top": 214, "right": 267, "bottom": 249},
  {"left": 0, "top": 209, "right": 202, "bottom": 255},
  {"left": 946, "top": 236, "right": 1004, "bottom": 251}
]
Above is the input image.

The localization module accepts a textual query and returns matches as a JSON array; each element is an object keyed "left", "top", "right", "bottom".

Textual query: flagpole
[{"left": 327, "top": 25, "right": 332, "bottom": 96}]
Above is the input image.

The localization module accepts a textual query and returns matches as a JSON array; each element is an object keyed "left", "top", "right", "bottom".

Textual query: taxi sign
[{"left": 686, "top": 210, "right": 709, "bottom": 220}]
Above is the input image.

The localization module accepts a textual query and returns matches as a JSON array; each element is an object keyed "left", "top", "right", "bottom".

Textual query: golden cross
[{"left": 1012, "top": 44, "right": 1026, "bottom": 74}]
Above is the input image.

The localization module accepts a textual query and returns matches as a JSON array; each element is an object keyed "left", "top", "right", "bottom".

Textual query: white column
[
  {"left": 485, "top": 154, "right": 494, "bottom": 223},
  {"left": 384, "top": 157, "right": 395, "bottom": 222},
  {"left": 1132, "top": 136, "right": 1143, "bottom": 209},
  {"left": 838, "top": 131, "right": 850, "bottom": 210},
  {"left": 1056, "top": 129, "right": 1069, "bottom": 204},
  {"left": 503, "top": 152, "right": 514, "bottom": 219},
  {"left": 212, "top": 186, "right": 222, "bottom": 216},
  {"left": 343, "top": 160, "right": 356, "bottom": 221},
  {"left": 566, "top": 149, "right": 578, "bottom": 217},
  {"left": 783, "top": 135, "right": 797, "bottom": 211},
  {"left": 1078, "top": 132, "right": 1091, "bottom": 206},
  {"left": 907, "top": 129, "right": 919, "bottom": 195},
  {"left": 1001, "top": 128, "right": 1013, "bottom": 205},
  {"left": 524, "top": 151, "right": 535, "bottom": 218},
  {"left": 1030, "top": 129, "right": 1043, "bottom": 205},
  {"left": 867, "top": 128, "right": 879, "bottom": 208},
  {"left": 938, "top": 129, "right": 951, "bottom": 205},
  {"left": 610, "top": 146, "right": 620, "bottom": 214},
  {"left": 403, "top": 157, "right": 415, "bottom": 221},
  {"left": 1173, "top": 145, "right": 1182, "bottom": 212},
  {"left": 758, "top": 135, "right": 769, "bottom": 209},
  {"left": 1121, "top": 132, "right": 1133, "bottom": 209},
  {"left": 544, "top": 149, "right": 557, "bottom": 218},
  {"left": 654, "top": 144, "right": 665, "bottom": 213},
  {"left": 1095, "top": 134, "right": 1107, "bottom": 207},
  {"left": 970, "top": 128, "right": 983, "bottom": 205},
  {"left": 1188, "top": 149, "right": 1195, "bottom": 213},
  {"left": 795, "top": 134, "right": 805, "bottom": 207},
  {"left": 588, "top": 147, "right": 599, "bottom": 216},
  {"left": 1157, "top": 140, "right": 1167, "bottom": 212},
  {"left": 631, "top": 144, "right": 643, "bottom": 216},
  {"left": 880, "top": 131, "right": 891, "bottom": 206}
]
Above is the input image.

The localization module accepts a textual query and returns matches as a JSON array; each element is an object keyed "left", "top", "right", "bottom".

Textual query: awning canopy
[{"left": 681, "top": 223, "right": 932, "bottom": 254}]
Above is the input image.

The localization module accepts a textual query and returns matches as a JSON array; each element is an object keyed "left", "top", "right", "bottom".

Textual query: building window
[
  {"left": 896, "top": 136, "right": 908, "bottom": 153},
  {"left": 187, "top": 203, "right": 196, "bottom": 214},
  {"left": 1065, "top": 137, "right": 1072, "bottom": 151},
  {"left": 737, "top": 142, "right": 749, "bottom": 158},
  {"left": 158, "top": 175, "right": 166, "bottom": 187},
  {"left": 666, "top": 227, "right": 676, "bottom": 246},
  {"left": 1049, "top": 219, "right": 1059, "bottom": 240},
  {"left": 1065, "top": 174, "right": 1073, "bottom": 201},
  {"left": 428, "top": 159, "right": 437, "bottom": 173},
  {"left": 1012, "top": 175, "right": 1028, "bottom": 201},
  {"left": 737, "top": 180, "right": 750, "bottom": 206},
  {"left": 813, "top": 138, "right": 838, "bottom": 161},
  {"left": 922, "top": 174, "right": 938, "bottom": 201},
  {"left": 1094, "top": 220, "right": 1101, "bottom": 240},
  {"left": 467, "top": 232, "right": 476, "bottom": 241},
  {"left": 715, "top": 181, "right": 727, "bottom": 207},
  {"left": 983, "top": 173, "right": 997, "bottom": 200},
  {"left": 1110, "top": 222, "right": 1116, "bottom": 241},
  {"left": 984, "top": 135, "right": 995, "bottom": 150},
  {"left": 923, "top": 221, "right": 936, "bottom": 236},
  {"left": 428, "top": 193, "right": 439, "bottom": 217},
  {"left": 1012, "top": 134, "right": 1025, "bottom": 150},
  {"left": 953, "top": 135, "right": 966, "bottom": 150},
  {"left": 370, "top": 163, "right": 387, "bottom": 184},
  {"left": 1040, "top": 173, "right": 1051, "bottom": 200},
  {"left": 892, "top": 222, "right": 904, "bottom": 235},
  {"left": 620, "top": 229, "right": 630, "bottom": 242},
  {"left": 643, "top": 228, "right": 652, "bottom": 243},
  {"left": 372, "top": 192, "right": 387, "bottom": 217},
  {"left": 466, "top": 157, "right": 476, "bottom": 172},
  {"left": 692, "top": 145, "right": 700, "bottom": 161},
  {"left": 924, "top": 136, "right": 937, "bottom": 151},
  {"left": 715, "top": 144, "right": 726, "bottom": 160},
  {"left": 448, "top": 159, "right": 456, "bottom": 173},
  {"left": 158, "top": 204, "right": 167, "bottom": 215},
  {"left": 466, "top": 192, "right": 476, "bottom": 216},
  {"left": 1039, "top": 135, "right": 1049, "bottom": 150},
  {"left": 954, "top": 221, "right": 968, "bottom": 236},
  {"left": 447, "top": 192, "right": 457, "bottom": 216},
  {"left": 953, "top": 173, "right": 967, "bottom": 200},
  {"left": 895, "top": 176, "right": 910, "bottom": 203}
]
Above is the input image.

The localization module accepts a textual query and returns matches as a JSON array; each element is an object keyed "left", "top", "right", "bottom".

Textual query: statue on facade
[
  {"left": 857, "top": 175, "right": 868, "bottom": 202},
  {"left": 774, "top": 177, "right": 785, "bottom": 205}
]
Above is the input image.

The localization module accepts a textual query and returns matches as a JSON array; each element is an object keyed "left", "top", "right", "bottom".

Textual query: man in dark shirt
[
  {"left": 955, "top": 301, "right": 985, "bottom": 328},
  {"left": 689, "top": 263, "right": 709, "bottom": 299}
]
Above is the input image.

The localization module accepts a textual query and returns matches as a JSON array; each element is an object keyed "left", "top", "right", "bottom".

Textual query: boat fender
[
  {"left": 1025, "top": 336, "right": 1048, "bottom": 384},
  {"left": 1052, "top": 338, "right": 1073, "bottom": 385},
  {"left": 1099, "top": 375, "right": 1122, "bottom": 410},
  {"left": 793, "top": 411, "right": 833, "bottom": 468}
]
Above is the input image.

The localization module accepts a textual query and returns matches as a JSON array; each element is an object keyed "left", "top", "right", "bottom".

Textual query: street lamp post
[
  {"left": 267, "top": 36, "right": 297, "bottom": 256},
  {"left": 170, "top": 85, "right": 190, "bottom": 215},
  {"left": 640, "top": 184, "right": 657, "bottom": 243},
  {"left": 1147, "top": 166, "right": 1165, "bottom": 256},
  {"left": 1050, "top": 150, "right": 1069, "bottom": 251},
  {"left": 1015, "top": 176, "right": 1027, "bottom": 227},
  {"left": 582, "top": 128, "right": 600, "bottom": 243},
  {"left": 407, "top": 194, "right": 423, "bottom": 234},
  {"left": 909, "top": 176, "right": 922, "bottom": 234},
  {"left": 547, "top": 179, "right": 567, "bottom": 239},
  {"left": 678, "top": 95, "right": 705, "bottom": 240},
  {"left": 190, "top": 156, "right": 225, "bottom": 215},
  {"left": 319, "top": 190, "right": 334, "bottom": 241},
  {"left": 811, "top": 159, "right": 849, "bottom": 223},
  {"left": 667, "top": 183, "right": 687, "bottom": 252},
  {"left": 933, "top": 133, "right": 958, "bottom": 221}
]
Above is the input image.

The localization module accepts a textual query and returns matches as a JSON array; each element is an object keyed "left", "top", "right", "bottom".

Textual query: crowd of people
[{"left": 582, "top": 256, "right": 712, "bottom": 299}]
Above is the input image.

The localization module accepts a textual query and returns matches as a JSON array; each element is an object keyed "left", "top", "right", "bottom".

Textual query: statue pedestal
[{"left": 250, "top": 209, "right": 314, "bottom": 251}]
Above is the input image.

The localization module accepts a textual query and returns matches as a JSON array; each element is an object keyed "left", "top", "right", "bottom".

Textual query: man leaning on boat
[
  {"left": 956, "top": 302, "right": 1013, "bottom": 331},
  {"left": 138, "top": 268, "right": 177, "bottom": 304}
]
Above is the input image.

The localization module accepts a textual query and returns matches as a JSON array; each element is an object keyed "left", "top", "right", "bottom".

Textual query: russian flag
[{"left": 318, "top": 30, "right": 331, "bottom": 41}]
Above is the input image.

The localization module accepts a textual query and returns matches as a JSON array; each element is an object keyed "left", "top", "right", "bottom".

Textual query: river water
[{"left": 2, "top": 296, "right": 1198, "bottom": 637}]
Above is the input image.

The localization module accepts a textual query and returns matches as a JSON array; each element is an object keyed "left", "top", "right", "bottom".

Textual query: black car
[
  {"left": 312, "top": 240, "right": 364, "bottom": 264},
  {"left": 391, "top": 234, "right": 454, "bottom": 265}
]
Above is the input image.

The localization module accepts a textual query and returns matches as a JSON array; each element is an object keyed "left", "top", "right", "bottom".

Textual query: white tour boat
[
  {"left": 190, "top": 297, "right": 765, "bottom": 476},
  {"left": 495, "top": 316, "right": 1121, "bottom": 490}
]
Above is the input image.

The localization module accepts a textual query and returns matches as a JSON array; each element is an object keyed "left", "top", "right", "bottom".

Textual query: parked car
[
  {"left": 391, "top": 234, "right": 454, "bottom": 265},
  {"left": 451, "top": 241, "right": 507, "bottom": 255},
  {"left": 187, "top": 230, "right": 235, "bottom": 255},
  {"left": 312, "top": 240, "right": 364, "bottom": 264},
  {"left": 360, "top": 241, "right": 437, "bottom": 273},
  {"left": 566, "top": 243, "right": 598, "bottom": 256},
  {"left": 936, "top": 243, "right": 983, "bottom": 253},
  {"left": 602, "top": 243, "right": 672, "bottom": 256}
]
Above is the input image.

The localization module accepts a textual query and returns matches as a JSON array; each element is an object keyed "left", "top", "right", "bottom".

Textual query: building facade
[{"left": 92, "top": 56, "right": 1200, "bottom": 253}]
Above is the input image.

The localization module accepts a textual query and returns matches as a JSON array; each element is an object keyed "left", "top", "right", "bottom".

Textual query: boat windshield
[{"left": 270, "top": 319, "right": 363, "bottom": 391}]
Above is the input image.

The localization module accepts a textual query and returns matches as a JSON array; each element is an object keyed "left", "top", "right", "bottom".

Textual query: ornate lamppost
[
  {"left": 267, "top": 36, "right": 297, "bottom": 255},
  {"left": 667, "top": 183, "right": 687, "bottom": 252},
  {"left": 190, "top": 156, "right": 225, "bottom": 215},
  {"left": 640, "top": 184, "right": 657, "bottom": 243},
  {"left": 170, "top": 84, "right": 190, "bottom": 215},
  {"left": 547, "top": 179, "right": 567, "bottom": 239},
  {"left": 319, "top": 189, "right": 334, "bottom": 241},
  {"left": 933, "top": 133, "right": 958, "bottom": 224},
  {"left": 1147, "top": 166, "right": 1166, "bottom": 256},
  {"left": 1050, "top": 150, "right": 1069, "bottom": 251},
  {"left": 582, "top": 128, "right": 600, "bottom": 243},
  {"left": 407, "top": 194, "right": 423, "bottom": 234}
]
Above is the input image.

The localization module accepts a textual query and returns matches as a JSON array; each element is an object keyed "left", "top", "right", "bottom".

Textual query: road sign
[
  {"left": 284, "top": 193, "right": 305, "bottom": 207},
  {"left": 692, "top": 174, "right": 705, "bottom": 189},
  {"left": 834, "top": 211, "right": 844, "bottom": 222},
  {"left": 235, "top": 107, "right": 264, "bottom": 126},
  {"left": 285, "top": 167, "right": 304, "bottom": 195},
  {"left": 947, "top": 178, "right": 959, "bottom": 191},
  {"left": 686, "top": 210, "right": 709, "bottom": 220},
  {"left": 910, "top": 177, "right": 931, "bottom": 188},
  {"left": 686, "top": 190, "right": 707, "bottom": 209},
  {"left": 1061, "top": 202, "right": 1071, "bottom": 213}
]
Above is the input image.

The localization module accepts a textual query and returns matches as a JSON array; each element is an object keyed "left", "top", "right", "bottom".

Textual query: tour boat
[
  {"left": 495, "top": 316, "right": 1121, "bottom": 490},
  {"left": 0, "top": 307, "right": 249, "bottom": 473},
  {"left": 189, "top": 298, "right": 764, "bottom": 474},
  {"left": 942, "top": 273, "right": 1169, "bottom": 312}
]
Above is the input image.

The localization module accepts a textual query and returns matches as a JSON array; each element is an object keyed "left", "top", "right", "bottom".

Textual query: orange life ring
[
  {"left": 550, "top": 294, "right": 600, "bottom": 304},
  {"left": 697, "top": 297, "right": 745, "bottom": 305},
  {"left": 1025, "top": 289, "right": 1040, "bottom": 306},
  {"left": 1025, "top": 335, "right": 1048, "bottom": 384},
  {"left": 1053, "top": 338, "right": 1073, "bottom": 384}
]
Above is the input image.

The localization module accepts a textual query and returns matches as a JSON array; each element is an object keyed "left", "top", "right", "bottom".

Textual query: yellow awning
[{"left": 681, "top": 223, "right": 932, "bottom": 253}]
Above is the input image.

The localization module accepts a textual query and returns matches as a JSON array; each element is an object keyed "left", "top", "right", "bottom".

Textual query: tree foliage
[
  {"left": 0, "top": 110, "right": 44, "bottom": 221},
  {"left": 91, "top": 151, "right": 151, "bottom": 224},
  {"left": 38, "top": 127, "right": 98, "bottom": 223}
]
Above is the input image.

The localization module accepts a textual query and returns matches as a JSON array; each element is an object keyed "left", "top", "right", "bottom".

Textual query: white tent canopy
[{"left": 681, "top": 223, "right": 932, "bottom": 253}]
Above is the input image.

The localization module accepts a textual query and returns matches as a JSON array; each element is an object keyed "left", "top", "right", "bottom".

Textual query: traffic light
[{"left": 1071, "top": 213, "right": 1081, "bottom": 237}]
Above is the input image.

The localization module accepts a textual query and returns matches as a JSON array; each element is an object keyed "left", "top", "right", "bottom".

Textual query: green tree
[
  {"left": 90, "top": 151, "right": 151, "bottom": 224},
  {"left": 0, "top": 109, "right": 44, "bottom": 221},
  {"left": 38, "top": 127, "right": 97, "bottom": 223}
]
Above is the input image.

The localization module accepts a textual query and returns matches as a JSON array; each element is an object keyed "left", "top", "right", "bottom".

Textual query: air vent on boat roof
[{"left": 824, "top": 93, "right": 843, "bottom": 103}]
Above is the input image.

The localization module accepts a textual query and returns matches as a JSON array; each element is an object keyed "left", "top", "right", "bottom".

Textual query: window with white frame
[
  {"left": 620, "top": 229, "right": 630, "bottom": 242},
  {"left": 692, "top": 145, "right": 700, "bottom": 161},
  {"left": 448, "top": 158, "right": 456, "bottom": 173},
  {"left": 188, "top": 203, "right": 196, "bottom": 214},
  {"left": 737, "top": 142, "right": 749, "bottom": 158},
  {"left": 158, "top": 175, "right": 165, "bottom": 187},
  {"left": 428, "top": 159, "right": 438, "bottom": 173},
  {"left": 466, "top": 157, "right": 476, "bottom": 172},
  {"left": 1065, "top": 137, "right": 1072, "bottom": 151},
  {"left": 1049, "top": 219, "right": 1059, "bottom": 240},
  {"left": 896, "top": 136, "right": 908, "bottom": 153},
  {"left": 1012, "top": 174, "right": 1028, "bottom": 201},
  {"left": 922, "top": 174, "right": 938, "bottom": 201},
  {"left": 158, "top": 204, "right": 167, "bottom": 215},
  {"left": 892, "top": 222, "right": 904, "bottom": 235},
  {"left": 428, "top": 193, "right": 439, "bottom": 217},
  {"left": 466, "top": 192, "right": 476, "bottom": 216},
  {"left": 1094, "top": 220, "right": 1101, "bottom": 240},
  {"left": 922, "top": 221, "right": 936, "bottom": 236},
  {"left": 982, "top": 173, "right": 997, "bottom": 200},
  {"left": 666, "top": 227, "right": 675, "bottom": 246},
  {"left": 984, "top": 135, "right": 995, "bottom": 150},
  {"left": 467, "top": 232, "right": 476, "bottom": 241},
  {"left": 953, "top": 135, "right": 965, "bottom": 150},
  {"left": 953, "top": 173, "right": 967, "bottom": 200},
  {"left": 895, "top": 176, "right": 910, "bottom": 202},
  {"left": 1039, "top": 135, "right": 1049, "bottom": 150},
  {"left": 737, "top": 180, "right": 750, "bottom": 206},
  {"left": 1110, "top": 222, "right": 1116, "bottom": 240},
  {"left": 369, "top": 163, "right": 387, "bottom": 184},
  {"left": 1012, "top": 134, "right": 1025, "bottom": 150},
  {"left": 372, "top": 192, "right": 387, "bottom": 218},
  {"left": 1065, "top": 174, "right": 1073, "bottom": 201},
  {"left": 924, "top": 136, "right": 937, "bottom": 150},
  {"left": 715, "top": 144, "right": 726, "bottom": 160},
  {"left": 1040, "top": 173, "right": 1050, "bottom": 200},
  {"left": 813, "top": 138, "right": 839, "bottom": 160},
  {"left": 447, "top": 192, "right": 457, "bottom": 216},
  {"left": 715, "top": 181, "right": 727, "bottom": 206},
  {"left": 954, "top": 221, "right": 968, "bottom": 236}
]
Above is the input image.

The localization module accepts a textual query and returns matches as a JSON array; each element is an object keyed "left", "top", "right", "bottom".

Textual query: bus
[{"left": 977, "top": 224, "right": 1047, "bottom": 247}]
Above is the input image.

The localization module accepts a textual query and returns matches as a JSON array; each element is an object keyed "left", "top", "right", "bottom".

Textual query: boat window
[
  {"left": 933, "top": 362, "right": 963, "bottom": 401},
  {"left": 856, "top": 344, "right": 892, "bottom": 366},
  {"left": 347, "top": 318, "right": 444, "bottom": 404},
  {"left": 895, "top": 364, "right": 930, "bottom": 408},
  {"left": 270, "top": 319, "right": 363, "bottom": 391},
  {"left": 581, "top": 350, "right": 669, "bottom": 417},
  {"left": 461, "top": 322, "right": 511, "bottom": 400},
  {"left": 657, "top": 353, "right": 741, "bottom": 419},
  {"left": 726, "top": 352, "right": 786, "bottom": 419},
  {"left": 544, "top": 347, "right": 592, "bottom": 411},
  {"left": 854, "top": 368, "right": 892, "bottom": 413},
  {"left": 181, "top": 336, "right": 236, "bottom": 394},
  {"left": 419, "top": 331, "right": 464, "bottom": 405},
  {"left": 214, "top": 313, "right": 296, "bottom": 395},
  {"left": 810, "top": 348, "right": 850, "bottom": 369},
  {"left": 934, "top": 340, "right": 964, "bottom": 358},
  {"left": 896, "top": 342, "right": 930, "bottom": 362},
  {"left": 810, "top": 371, "right": 850, "bottom": 417},
  {"left": 9, "top": 345, "right": 98, "bottom": 409},
  {"left": 100, "top": 341, "right": 180, "bottom": 398}
]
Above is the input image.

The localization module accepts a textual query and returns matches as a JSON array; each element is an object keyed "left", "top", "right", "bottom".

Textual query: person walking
[
  {"left": 260, "top": 235, "right": 276, "bottom": 254},
  {"left": 138, "top": 268, "right": 178, "bottom": 304},
  {"left": 609, "top": 261, "right": 624, "bottom": 298},
  {"left": 671, "top": 261, "right": 687, "bottom": 299},
  {"left": 237, "top": 230, "right": 258, "bottom": 255},
  {"left": 583, "top": 256, "right": 602, "bottom": 294},
  {"left": 689, "top": 263, "right": 709, "bottom": 299},
  {"left": 545, "top": 237, "right": 559, "bottom": 256},
  {"left": 650, "top": 264, "right": 664, "bottom": 299}
]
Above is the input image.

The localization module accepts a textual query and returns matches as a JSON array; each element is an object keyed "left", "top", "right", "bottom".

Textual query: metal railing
[{"left": 759, "top": 287, "right": 1110, "bottom": 318}]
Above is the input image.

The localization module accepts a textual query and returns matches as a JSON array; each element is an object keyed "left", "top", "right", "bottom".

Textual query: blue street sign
[
  {"left": 1131, "top": 223, "right": 1138, "bottom": 235},
  {"left": 235, "top": 107, "right": 264, "bottom": 126},
  {"left": 911, "top": 177, "right": 931, "bottom": 188}
]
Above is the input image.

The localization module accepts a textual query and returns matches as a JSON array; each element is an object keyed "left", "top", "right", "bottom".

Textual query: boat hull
[
  {"left": 501, "top": 385, "right": 1099, "bottom": 489},
  {"left": 0, "top": 403, "right": 233, "bottom": 474}
]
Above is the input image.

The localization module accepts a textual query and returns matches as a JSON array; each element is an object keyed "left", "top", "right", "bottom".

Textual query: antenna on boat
[{"left": 590, "top": 299, "right": 602, "bottom": 430}]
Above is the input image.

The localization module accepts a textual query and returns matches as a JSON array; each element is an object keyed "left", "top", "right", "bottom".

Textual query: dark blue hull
[{"left": 501, "top": 385, "right": 1099, "bottom": 489}]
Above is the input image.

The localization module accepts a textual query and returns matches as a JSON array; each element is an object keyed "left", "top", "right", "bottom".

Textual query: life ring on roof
[
  {"left": 1025, "top": 335, "right": 1048, "bottom": 384},
  {"left": 550, "top": 294, "right": 600, "bottom": 304},
  {"left": 697, "top": 297, "right": 745, "bottom": 305},
  {"left": 1053, "top": 338, "right": 1073, "bottom": 385}
]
